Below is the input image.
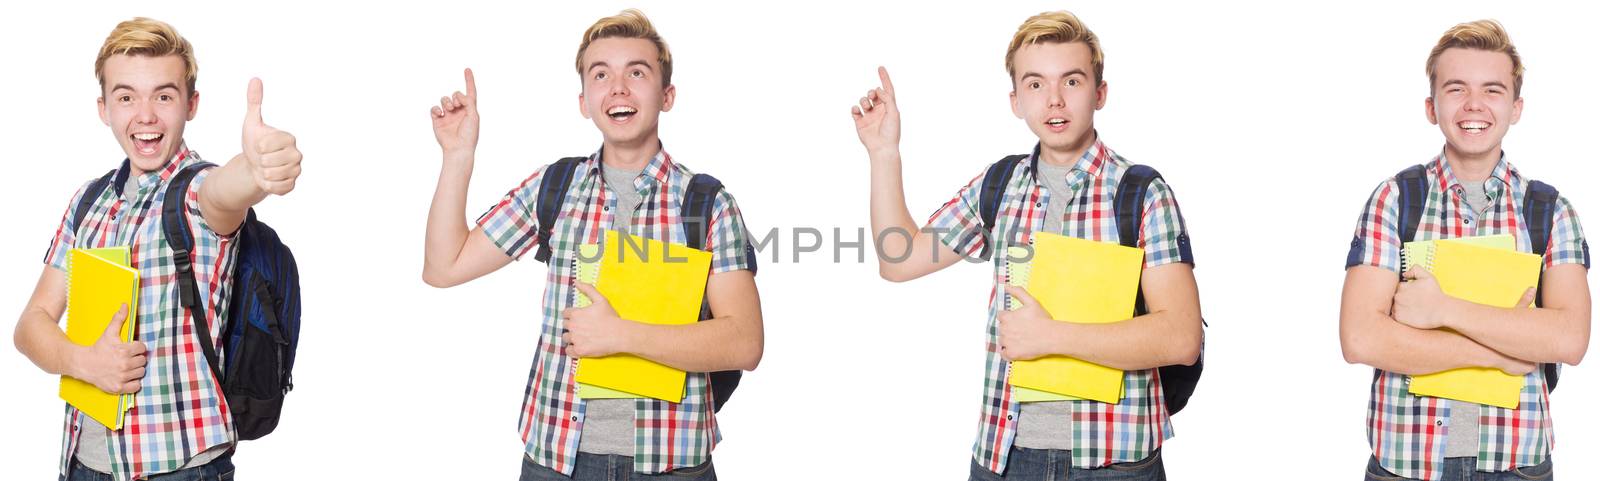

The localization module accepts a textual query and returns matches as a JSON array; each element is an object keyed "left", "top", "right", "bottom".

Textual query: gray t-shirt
[
  {"left": 1444, "top": 180, "right": 1491, "bottom": 458},
  {"left": 1014, "top": 160, "right": 1075, "bottom": 450},
  {"left": 577, "top": 164, "right": 646, "bottom": 456}
]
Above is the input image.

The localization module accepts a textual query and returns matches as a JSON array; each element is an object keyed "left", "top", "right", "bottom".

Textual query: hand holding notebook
[
  {"left": 1399, "top": 235, "right": 1540, "bottom": 408},
  {"left": 60, "top": 247, "right": 141, "bottom": 429},
  {"left": 572, "top": 230, "right": 711, "bottom": 403},
  {"left": 1004, "top": 232, "right": 1143, "bottom": 404}
]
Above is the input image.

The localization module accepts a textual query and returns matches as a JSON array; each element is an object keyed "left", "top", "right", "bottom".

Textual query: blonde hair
[
  {"left": 574, "top": 9, "right": 673, "bottom": 87},
  {"left": 1005, "top": 11, "right": 1104, "bottom": 85},
  {"left": 95, "top": 17, "right": 197, "bottom": 94},
  {"left": 1426, "top": 19, "right": 1523, "bottom": 97}
]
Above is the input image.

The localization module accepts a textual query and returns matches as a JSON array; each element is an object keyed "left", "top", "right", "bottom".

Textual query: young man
[
  {"left": 12, "top": 18, "right": 303, "bottom": 481},
  {"left": 1340, "top": 20, "right": 1590, "bottom": 481},
  {"left": 850, "top": 11, "right": 1202, "bottom": 481},
  {"left": 421, "top": 9, "right": 762, "bottom": 480}
]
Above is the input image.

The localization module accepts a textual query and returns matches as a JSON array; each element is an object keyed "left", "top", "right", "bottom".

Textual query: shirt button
[
  {"left": 1035, "top": 202, "right": 1043, "bottom": 208},
  {"left": 1006, "top": 414, "right": 1014, "bottom": 421},
  {"left": 571, "top": 416, "right": 579, "bottom": 422},
  {"left": 1435, "top": 420, "right": 1444, "bottom": 426}
]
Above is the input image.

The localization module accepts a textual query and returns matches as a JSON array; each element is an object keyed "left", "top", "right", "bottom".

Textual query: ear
[
  {"left": 578, "top": 92, "right": 591, "bottom": 119},
  {"left": 97, "top": 96, "right": 110, "bottom": 127},
  {"left": 186, "top": 89, "right": 200, "bottom": 121},
  {"left": 1009, "top": 88, "right": 1022, "bottom": 119},
  {"left": 1094, "top": 80, "right": 1108, "bottom": 110},
  {"left": 660, "top": 84, "right": 676, "bottom": 112},
  {"left": 1510, "top": 96, "right": 1523, "bottom": 125},
  {"left": 1424, "top": 96, "right": 1439, "bottom": 125}
]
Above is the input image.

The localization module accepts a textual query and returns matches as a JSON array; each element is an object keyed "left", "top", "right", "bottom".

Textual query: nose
[
  {"left": 1463, "top": 90, "right": 1487, "bottom": 113},
  {"left": 608, "top": 77, "right": 629, "bottom": 97},
  {"left": 1047, "top": 85, "right": 1066, "bottom": 110},
  {"left": 134, "top": 99, "right": 158, "bottom": 124}
]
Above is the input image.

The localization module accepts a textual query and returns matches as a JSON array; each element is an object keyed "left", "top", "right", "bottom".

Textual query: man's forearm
[
  {"left": 622, "top": 315, "right": 762, "bottom": 373},
  {"left": 869, "top": 149, "right": 917, "bottom": 269},
  {"left": 1445, "top": 300, "right": 1586, "bottom": 365},
  {"left": 206, "top": 154, "right": 269, "bottom": 213},
  {"left": 1047, "top": 308, "right": 1201, "bottom": 371},
  {"left": 422, "top": 154, "right": 475, "bottom": 284},
  {"left": 14, "top": 309, "right": 81, "bottom": 378},
  {"left": 1343, "top": 310, "right": 1522, "bottom": 375}
]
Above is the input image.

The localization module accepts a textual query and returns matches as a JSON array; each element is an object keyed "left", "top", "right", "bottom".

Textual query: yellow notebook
[
  {"left": 1402, "top": 235, "right": 1539, "bottom": 409},
  {"left": 1005, "top": 232, "right": 1143, "bottom": 404},
  {"left": 60, "top": 247, "right": 139, "bottom": 429},
  {"left": 573, "top": 230, "right": 711, "bottom": 403}
]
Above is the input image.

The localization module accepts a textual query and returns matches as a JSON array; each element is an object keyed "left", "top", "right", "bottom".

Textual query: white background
[{"left": 2, "top": 1, "right": 1596, "bottom": 479}]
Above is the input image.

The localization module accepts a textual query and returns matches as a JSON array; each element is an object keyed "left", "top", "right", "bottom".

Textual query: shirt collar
[
  {"left": 1430, "top": 149, "right": 1519, "bottom": 194},
  {"left": 589, "top": 145, "right": 674, "bottom": 193},
  {"left": 113, "top": 145, "right": 197, "bottom": 196},
  {"left": 1026, "top": 134, "right": 1110, "bottom": 189}
]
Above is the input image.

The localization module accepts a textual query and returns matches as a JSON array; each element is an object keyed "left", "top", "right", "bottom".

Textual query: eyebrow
[
  {"left": 1019, "top": 69, "right": 1089, "bottom": 81},
  {"left": 1440, "top": 79, "right": 1509, "bottom": 90},
  {"left": 109, "top": 82, "right": 182, "bottom": 93},
  {"left": 586, "top": 60, "right": 655, "bottom": 74}
]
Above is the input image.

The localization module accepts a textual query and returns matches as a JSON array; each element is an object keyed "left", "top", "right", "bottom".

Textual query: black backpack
[
  {"left": 532, "top": 157, "right": 756, "bottom": 412},
  {"left": 978, "top": 155, "right": 1204, "bottom": 415},
  {"left": 1347, "top": 164, "right": 1578, "bottom": 391},
  {"left": 71, "top": 163, "right": 302, "bottom": 440}
]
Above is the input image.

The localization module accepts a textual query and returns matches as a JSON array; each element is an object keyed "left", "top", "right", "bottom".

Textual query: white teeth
[
  {"left": 1046, "top": 119, "right": 1066, "bottom": 126},
  {"left": 133, "top": 133, "right": 162, "bottom": 141},
  {"left": 1459, "top": 121, "right": 1489, "bottom": 130},
  {"left": 607, "top": 106, "right": 637, "bottom": 115}
]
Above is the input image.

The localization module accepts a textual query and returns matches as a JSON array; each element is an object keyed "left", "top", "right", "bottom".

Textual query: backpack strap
[
  {"left": 1395, "top": 164, "right": 1430, "bottom": 245},
  {"left": 683, "top": 173, "right": 724, "bottom": 326},
  {"left": 532, "top": 157, "right": 590, "bottom": 264},
  {"left": 977, "top": 155, "right": 1029, "bottom": 260},
  {"left": 1522, "top": 179, "right": 1565, "bottom": 391},
  {"left": 1113, "top": 164, "right": 1178, "bottom": 315},
  {"left": 161, "top": 162, "right": 224, "bottom": 383},
  {"left": 680, "top": 172, "right": 753, "bottom": 413},
  {"left": 71, "top": 169, "right": 118, "bottom": 236}
]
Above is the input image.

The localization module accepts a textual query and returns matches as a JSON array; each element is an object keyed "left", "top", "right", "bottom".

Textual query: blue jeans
[
  {"left": 968, "top": 447, "right": 1165, "bottom": 481},
  {"left": 62, "top": 453, "right": 234, "bottom": 481},
  {"left": 1364, "top": 456, "right": 1553, "bottom": 481},
  {"left": 520, "top": 454, "right": 716, "bottom": 481}
]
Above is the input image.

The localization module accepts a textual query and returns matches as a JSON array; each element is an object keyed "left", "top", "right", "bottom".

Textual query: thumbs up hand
[{"left": 242, "top": 78, "right": 302, "bottom": 196}]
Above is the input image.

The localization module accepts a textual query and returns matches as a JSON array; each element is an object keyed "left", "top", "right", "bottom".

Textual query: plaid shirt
[
  {"left": 45, "top": 148, "right": 239, "bottom": 481},
  {"left": 1347, "top": 154, "right": 1588, "bottom": 480},
  {"left": 477, "top": 148, "right": 754, "bottom": 475},
  {"left": 927, "top": 140, "right": 1193, "bottom": 473}
]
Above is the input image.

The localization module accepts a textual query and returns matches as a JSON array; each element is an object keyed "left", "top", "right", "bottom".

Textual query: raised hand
[
  {"left": 431, "top": 68, "right": 480, "bottom": 161},
  {"left": 851, "top": 66, "right": 901, "bottom": 157},
  {"left": 241, "top": 78, "right": 302, "bottom": 195}
]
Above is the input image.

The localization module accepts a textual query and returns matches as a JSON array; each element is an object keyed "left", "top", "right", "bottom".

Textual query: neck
[
  {"left": 127, "top": 143, "right": 184, "bottom": 178},
  {"left": 601, "top": 135, "right": 660, "bottom": 171},
  {"left": 1039, "top": 131, "right": 1097, "bottom": 166},
  {"left": 1442, "top": 144, "right": 1501, "bottom": 183}
]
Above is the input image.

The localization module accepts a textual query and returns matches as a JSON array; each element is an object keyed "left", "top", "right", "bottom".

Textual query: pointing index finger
[
  {"left": 464, "top": 68, "right": 477, "bottom": 98},
  {"left": 877, "top": 66, "right": 895, "bottom": 99}
]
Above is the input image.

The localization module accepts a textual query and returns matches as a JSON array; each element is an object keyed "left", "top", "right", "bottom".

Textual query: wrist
[
  {"left": 868, "top": 146, "right": 901, "bottom": 164},
  {"left": 617, "top": 317, "right": 647, "bottom": 355},
  {"left": 1434, "top": 297, "right": 1466, "bottom": 330},
  {"left": 62, "top": 344, "right": 88, "bottom": 380},
  {"left": 443, "top": 149, "right": 475, "bottom": 166},
  {"left": 1052, "top": 321, "right": 1080, "bottom": 358}
]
